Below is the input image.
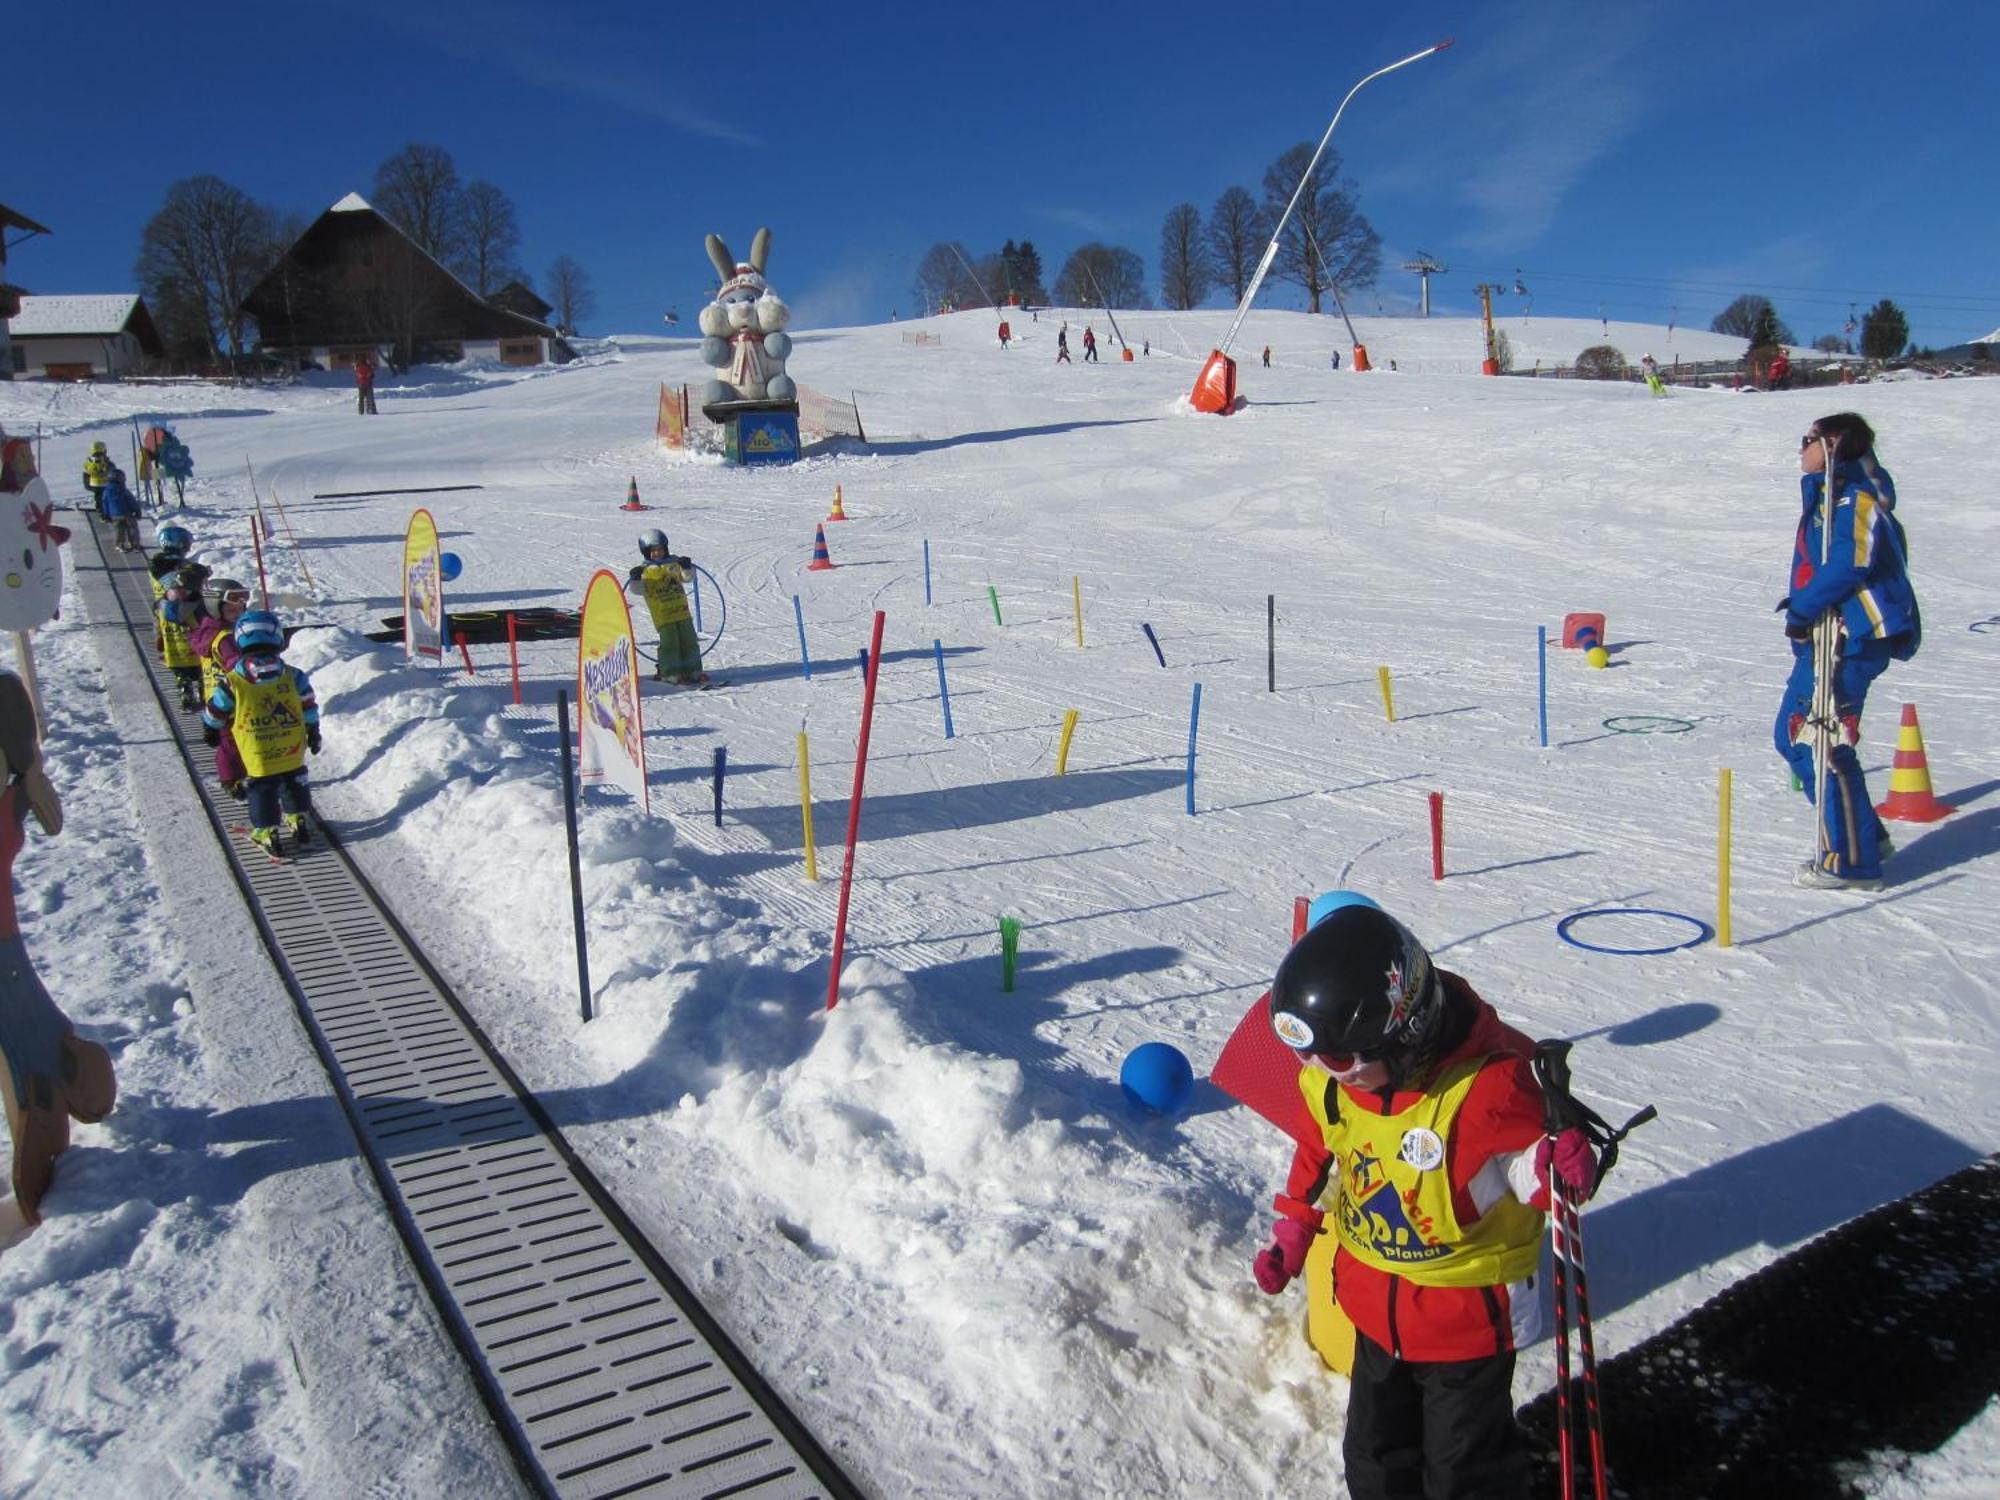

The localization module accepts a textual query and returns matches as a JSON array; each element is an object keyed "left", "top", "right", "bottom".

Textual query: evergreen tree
[{"left": 1860, "top": 299, "right": 1910, "bottom": 361}]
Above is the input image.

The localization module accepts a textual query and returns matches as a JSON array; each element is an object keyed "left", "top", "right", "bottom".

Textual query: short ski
[{"left": 230, "top": 825, "right": 289, "bottom": 863}]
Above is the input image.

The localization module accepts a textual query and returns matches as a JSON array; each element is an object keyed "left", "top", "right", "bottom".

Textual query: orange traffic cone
[
  {"left": 1876, "top": 703, "right": 1955, "bottom": 822},
  {"left": 827, "top": 484, "right": 848, "bottom": 521},
  {"left": 620, "top": 476, "right": 646, "bottom": 512},
  {"left": 807, "top": 523, "right": 836, "bottom": 571}
]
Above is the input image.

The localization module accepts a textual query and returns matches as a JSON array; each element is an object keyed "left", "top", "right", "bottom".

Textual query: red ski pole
[
  {"left": 826, "top": 609, "right": 887, "bottom": 1010},
  {"left": 1548, "top": 1170, "right": 1577, "bottom": 1500},
  {"left": 1562, "top": 1195, "right": 1609, "bottom": 1500}
]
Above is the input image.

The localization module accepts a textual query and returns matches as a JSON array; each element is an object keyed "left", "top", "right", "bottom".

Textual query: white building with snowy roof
[{"left": 8, "top": 293, "right": 164, "bottom": 379}]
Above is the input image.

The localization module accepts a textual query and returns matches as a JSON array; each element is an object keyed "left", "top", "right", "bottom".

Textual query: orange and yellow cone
[
  {"left": 827, "top": 484, "right": 848, "bottom": 521},
  {"left": 1876, "top": 703, "right": 1955, "bottom": 822},
  {"left": 807, "top": 524, "right": 836, "bottom": 571},
  {"left": 620, "top": 476, "right": 647, "bottom": 512}
]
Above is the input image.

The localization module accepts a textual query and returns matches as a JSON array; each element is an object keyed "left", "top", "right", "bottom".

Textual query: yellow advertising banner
[
  {"left": 656, "top": 382, "right": 685, "bottom": 451},
  {"left": 402, "top": 508, "right": 444, "bottom": 660},
  {"left": 576, "top": 568, "right": 649, "bottom": 811}
]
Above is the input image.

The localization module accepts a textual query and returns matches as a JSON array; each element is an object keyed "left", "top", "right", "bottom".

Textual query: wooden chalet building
[
  {"left": 1, "top": 201, "right": 53, "bottom": 378},
  {"left": 242, "top": 193, "right": 571, "bottom": 371}
]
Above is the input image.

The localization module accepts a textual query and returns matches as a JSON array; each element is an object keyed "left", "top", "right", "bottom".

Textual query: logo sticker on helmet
[
  {"left": 1397, "top": 1127, "right": 1445, "bottom": 1171},
  {"left": 1385, "top": 961, "right": 1411, "bottom": 1030},
  {"left": 1273, "top": 1011, "right": 1315, "bottom": 1049}
]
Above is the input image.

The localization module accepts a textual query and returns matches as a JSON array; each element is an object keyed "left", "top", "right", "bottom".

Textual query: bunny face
[{"left": 0, "top": 478, "right": 69, "bottom": 631}]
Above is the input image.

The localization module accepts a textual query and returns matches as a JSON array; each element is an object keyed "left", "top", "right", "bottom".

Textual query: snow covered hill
[{"left": 4, "top": 309, "right": 1997, "bottom": 1494}]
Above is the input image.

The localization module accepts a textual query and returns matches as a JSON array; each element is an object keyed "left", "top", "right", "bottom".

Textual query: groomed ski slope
[{"left": 4, "top": 308, "right": 1998, "bottom": 1495}]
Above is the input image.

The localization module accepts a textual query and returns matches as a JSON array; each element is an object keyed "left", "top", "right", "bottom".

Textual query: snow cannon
[
  {"left": 1350, "top": 344, "right": 1372, "bottom": 373},
  {"left": 1190, "top": 350, "right": 1238, "bottom": 414},
  {"left": 1562, "top": 612, "right": 1605, "bottom": 652},
  {"left": 1120, "top": 1042, "right": 1194, "bottom": 1115}
]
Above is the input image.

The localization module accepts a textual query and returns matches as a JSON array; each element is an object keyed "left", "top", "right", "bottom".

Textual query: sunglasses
[
  {"left": 1800, "top": 432, "right": 1825, "bottom": 449},
  {"left": 1297, "top": 1048, "right": 1378, "bottom": 1072}
]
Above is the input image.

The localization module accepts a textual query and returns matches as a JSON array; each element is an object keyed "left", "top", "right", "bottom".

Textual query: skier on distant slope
[
  {"left": 1776, "top": 412, "right": 1919, "bottom": 890},
  {"left": 1252, "top": 902, "right": 1598, "bottom": 1500}
]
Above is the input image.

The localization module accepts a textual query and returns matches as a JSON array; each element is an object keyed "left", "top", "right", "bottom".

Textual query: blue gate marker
[
  {"left": 858, "top": 646, "right": 869, "bottom": 674},
  {"left": 1185, "top": 682, "right": 1203, "bottom": 815},
  {"left": 1142, "top": 622, "right": 1167, "bottom": 668},
  {"left": 1537, "top": 624, "right": 1549, "bottom": 748},
  {"left": 934, "top": 638, "right": 955, "bottom": 739},
  {"left": 924, "top": 538, "right": 932, "bottom": 606},
  {"left": 793, "top": 593, "right": 812, "bottom": 681},
  {"left": 712, "top": 746, "right": 726, "bottom": 827},
  {"left": 691, "top": 567, "right": 704, "bottom": 632}
]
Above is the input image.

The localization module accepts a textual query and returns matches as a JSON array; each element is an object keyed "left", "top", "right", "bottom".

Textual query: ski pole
[
  {"left": 1547, "top": 1146, "right": 1577, "bottom": 1500},
  {"left": 1561, "top": 1193, "right": 1610, "bottom": 1500}
]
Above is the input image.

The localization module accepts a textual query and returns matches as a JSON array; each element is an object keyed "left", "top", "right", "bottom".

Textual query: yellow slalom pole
[
  {"left": 798, "top": 730, "right": 819, "bottom": 881},
  {"left": 1717, "top": 767, "right": 1733, "bottom": 947},
  {"left": 1377, "top": 665, "right": 1395, "bottom": 723},
  {"left": 1072, "top": 576, "right": 1084, "bottom": 648},
  {"left": 1055, "top": 709, "right": 1080, "bottom": 775}
]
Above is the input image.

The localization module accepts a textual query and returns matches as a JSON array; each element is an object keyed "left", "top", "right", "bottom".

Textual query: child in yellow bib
[
  {"left": 1253, "top": 902, "right": 1601, "bottom": 1500},
  {"left": 201, "top": 610, "right": 321, "bottom": 856},
  {"left": 625, "top": 529, "right": 707, "bottom": 685}
]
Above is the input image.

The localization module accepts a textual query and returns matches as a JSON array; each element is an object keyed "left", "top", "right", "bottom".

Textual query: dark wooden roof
[
  {"left": 0, "top": 203, "right": 52, "bottom": 239},
  {"left": 242, "top": 197, "right": 558, "bottom": 348},
  {"left": 487, "top": 280, "right": 553, "bottom": 320}
]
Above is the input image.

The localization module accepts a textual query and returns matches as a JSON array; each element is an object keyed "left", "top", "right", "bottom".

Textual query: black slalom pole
[
  {"left": 555, "top": 690, "right": 592, "bottom": 1023},
  {"left": 1267, "top": 594, "right": 1276, "bottom": 692}
]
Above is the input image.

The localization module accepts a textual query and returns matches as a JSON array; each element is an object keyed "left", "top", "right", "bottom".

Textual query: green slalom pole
[{"left": 999, "top": 916, "right": 1021, "bottom": 992}]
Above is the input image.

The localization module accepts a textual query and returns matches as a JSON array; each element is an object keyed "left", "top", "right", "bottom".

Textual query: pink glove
[
  {"left": 1252, "top": 1218, "right": 1318, "bottom": 1295},
  {"left": 1533, "top": 1128, "right": 1599, "bottom": 1209}
]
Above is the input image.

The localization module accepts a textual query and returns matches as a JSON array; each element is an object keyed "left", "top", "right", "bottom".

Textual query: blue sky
[{"left": 12, "top": 0, "right": 1998, "bottom": 349}]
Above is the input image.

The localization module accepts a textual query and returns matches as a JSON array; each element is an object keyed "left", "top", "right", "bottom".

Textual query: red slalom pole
[
  {"left": 1429, "top": 791, "right": 1445, "bottom": 880},
  {"left": 827, "top": 609, "right": 888, "bottom": 1010},
  {"left": 249, "top": 512, "right": 270, "bottom": 609},
  {"left": 505, "top": 611, "right": 522, "bottom": 705},
  {"left": 455, "top": 631, "right": 476, "bottom": 676},
  {"left": 1291, "top": 896, "right": 1309, "bottom": 942}
]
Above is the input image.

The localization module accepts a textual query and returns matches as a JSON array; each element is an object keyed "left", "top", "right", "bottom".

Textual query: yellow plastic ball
[{"left": 1586, "top": 646, "right": 1609, "bottom": 669}]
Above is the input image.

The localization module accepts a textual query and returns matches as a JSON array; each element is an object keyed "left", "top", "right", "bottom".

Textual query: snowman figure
[{"left": 697, "top": 228, "right": 795, "bottom": 409}]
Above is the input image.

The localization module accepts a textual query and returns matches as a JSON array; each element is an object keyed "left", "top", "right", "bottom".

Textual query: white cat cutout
[{"left": 0, "top": 479, "right": 70, "bottom": 631}]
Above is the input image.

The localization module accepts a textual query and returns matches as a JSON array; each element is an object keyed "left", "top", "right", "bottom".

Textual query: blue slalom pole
[
  {"left": 924, "top": 538, "right": 932, "bottom": 606},
  {"left": 934, "top": 638, "right": 955, "bottom": 739},
  {"left": 1185, "top": 682, "right": 1203, "bottom": 815},
  {"left": 793, "top": 594, "right": 812, "bottom": 681},
  {"left": 691, "top": 568, "right": 704, "bottom": 633},
  {"left": 858, "top": 646, "right": 869, "bottom": 674},
  {"left": 1537, "top": 625, "right": 1549, "bottom": 748},
  {"left": 712, "top": 746, "right": 726, "bottom": 827},
  {"left": 1143, "top": 622, "right": 1167, "bottom": 668}
]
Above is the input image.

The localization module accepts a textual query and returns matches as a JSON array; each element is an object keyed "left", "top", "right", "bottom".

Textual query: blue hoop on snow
[
  {"left": 1968, "top": 616, "right": 2000, "bottom": 635},
  {"left": 628, "top": 562, "right": 728, "bottom": 662},
  {"left": 1602, "top": 715, "right": 1695, "bottom": 735},
  {"left": 1556, "top": 907, "right": 1713, "bottom": 955}
]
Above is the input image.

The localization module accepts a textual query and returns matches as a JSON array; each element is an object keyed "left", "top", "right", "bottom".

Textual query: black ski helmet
[
  {"left": 638, "top": 529, "right": 669, "bottom": 558},
  {"left": 1268, "top": 905, "right": 1446, "bottom": 1063}
]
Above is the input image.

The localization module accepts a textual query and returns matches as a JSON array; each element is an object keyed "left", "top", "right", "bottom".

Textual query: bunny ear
[
  {"left": 749, "top": 228, "right": 771, "bottom": 275},
  {"left": 705, "top": 234, "right": 735, "bottom": 282}
]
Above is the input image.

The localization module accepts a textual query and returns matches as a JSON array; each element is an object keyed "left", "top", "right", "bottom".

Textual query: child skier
[
  {"left": 201, "top": 610, "right": 319, "bottom": 856},
  {"left": 99, "top": 466, "right": 142, "bottom": 552},
  {"left": 626, "top": 529, "right": 708, "bottom": 686},
  {"left": 147, "top": 524, "right": 194, "bottom": 603},
  {"left": 187, "top": 578, "right": 251, "bottom": 795},
  {"left": 157, "top": 561, "right": 212, "bottom": 709},
  {"left": 82, "top": 441, "right": 113, "bottom": 514},
  {"left": 1254, "top": 902, "right": 1599, "bottom": 1500}
]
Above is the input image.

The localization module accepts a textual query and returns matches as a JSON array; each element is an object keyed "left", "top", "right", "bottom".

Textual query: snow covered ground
[{"left": 3, "top": 308, "right": 1997, "bottom": 1495}]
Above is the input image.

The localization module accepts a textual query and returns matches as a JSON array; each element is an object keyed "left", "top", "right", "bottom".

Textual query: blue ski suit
[{"left": 1774, "top": 457, "right": 1919, "bottom": 879}]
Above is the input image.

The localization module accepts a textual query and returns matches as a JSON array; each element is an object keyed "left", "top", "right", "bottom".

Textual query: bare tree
[
  {"left": 1710, "top": 294, "right": 1795, "bottom": 345},
  {"left": 1053, "top": 243, "right": 1146, "bottom": 308},
  {"left": 545, "top": 255, "right": 594, "bottom": 334},
  {"left": 460, "top": 181, "right": 521, "bottom": 297},
  {"left": 1159, "top": 203, "right": 1212, "bottom": 311},
  {"left": 134, "top": 175, "right": 282, "bottom": 366},
  {"left": 911, "top": 241, "right": 989, "bottom": 313},
  {"left": 1206, "top": 186, "right": 1263, "bottom": 304},
  {"left": 373, "top": 143, "right": 467, "bottom": 270},
  {"left": 1260, "top": 144, "right": 1379, "bottom": 314}
]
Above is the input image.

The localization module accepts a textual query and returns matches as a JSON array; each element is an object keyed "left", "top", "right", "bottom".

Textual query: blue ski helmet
[
  {"left": 157, "top": 524, "right": 193, "bottom": 555},
  {"left": 1306, "top": 889, "right": 1382, "bottom": 931},
  {"left": 235, "top": 610, "right": 284, "bottom": 652}
]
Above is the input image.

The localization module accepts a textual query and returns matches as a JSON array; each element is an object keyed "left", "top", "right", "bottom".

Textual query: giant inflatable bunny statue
[{"left": 697, "top": 228, "right": 795, "bottom": 410}]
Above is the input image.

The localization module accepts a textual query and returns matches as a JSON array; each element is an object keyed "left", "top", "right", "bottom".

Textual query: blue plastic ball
[
  {"left": 439, "top": 551, "right": 463, "bottom": 582},
  {"left": 1306, "top": 889, "right": 1381, "bottom": 930},
  {"left": 1120, "top": 1042, "right": 1194, "bottom": 1115}
]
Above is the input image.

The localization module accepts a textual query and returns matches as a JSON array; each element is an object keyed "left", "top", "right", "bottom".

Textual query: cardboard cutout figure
[{"left": 0, "top": 671, "right": 115, "bottom": 1223}]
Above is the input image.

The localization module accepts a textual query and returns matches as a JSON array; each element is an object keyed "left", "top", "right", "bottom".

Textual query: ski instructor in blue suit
[{"left": 1775, "top": 411, "right": 1920, "bottom": 891}]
